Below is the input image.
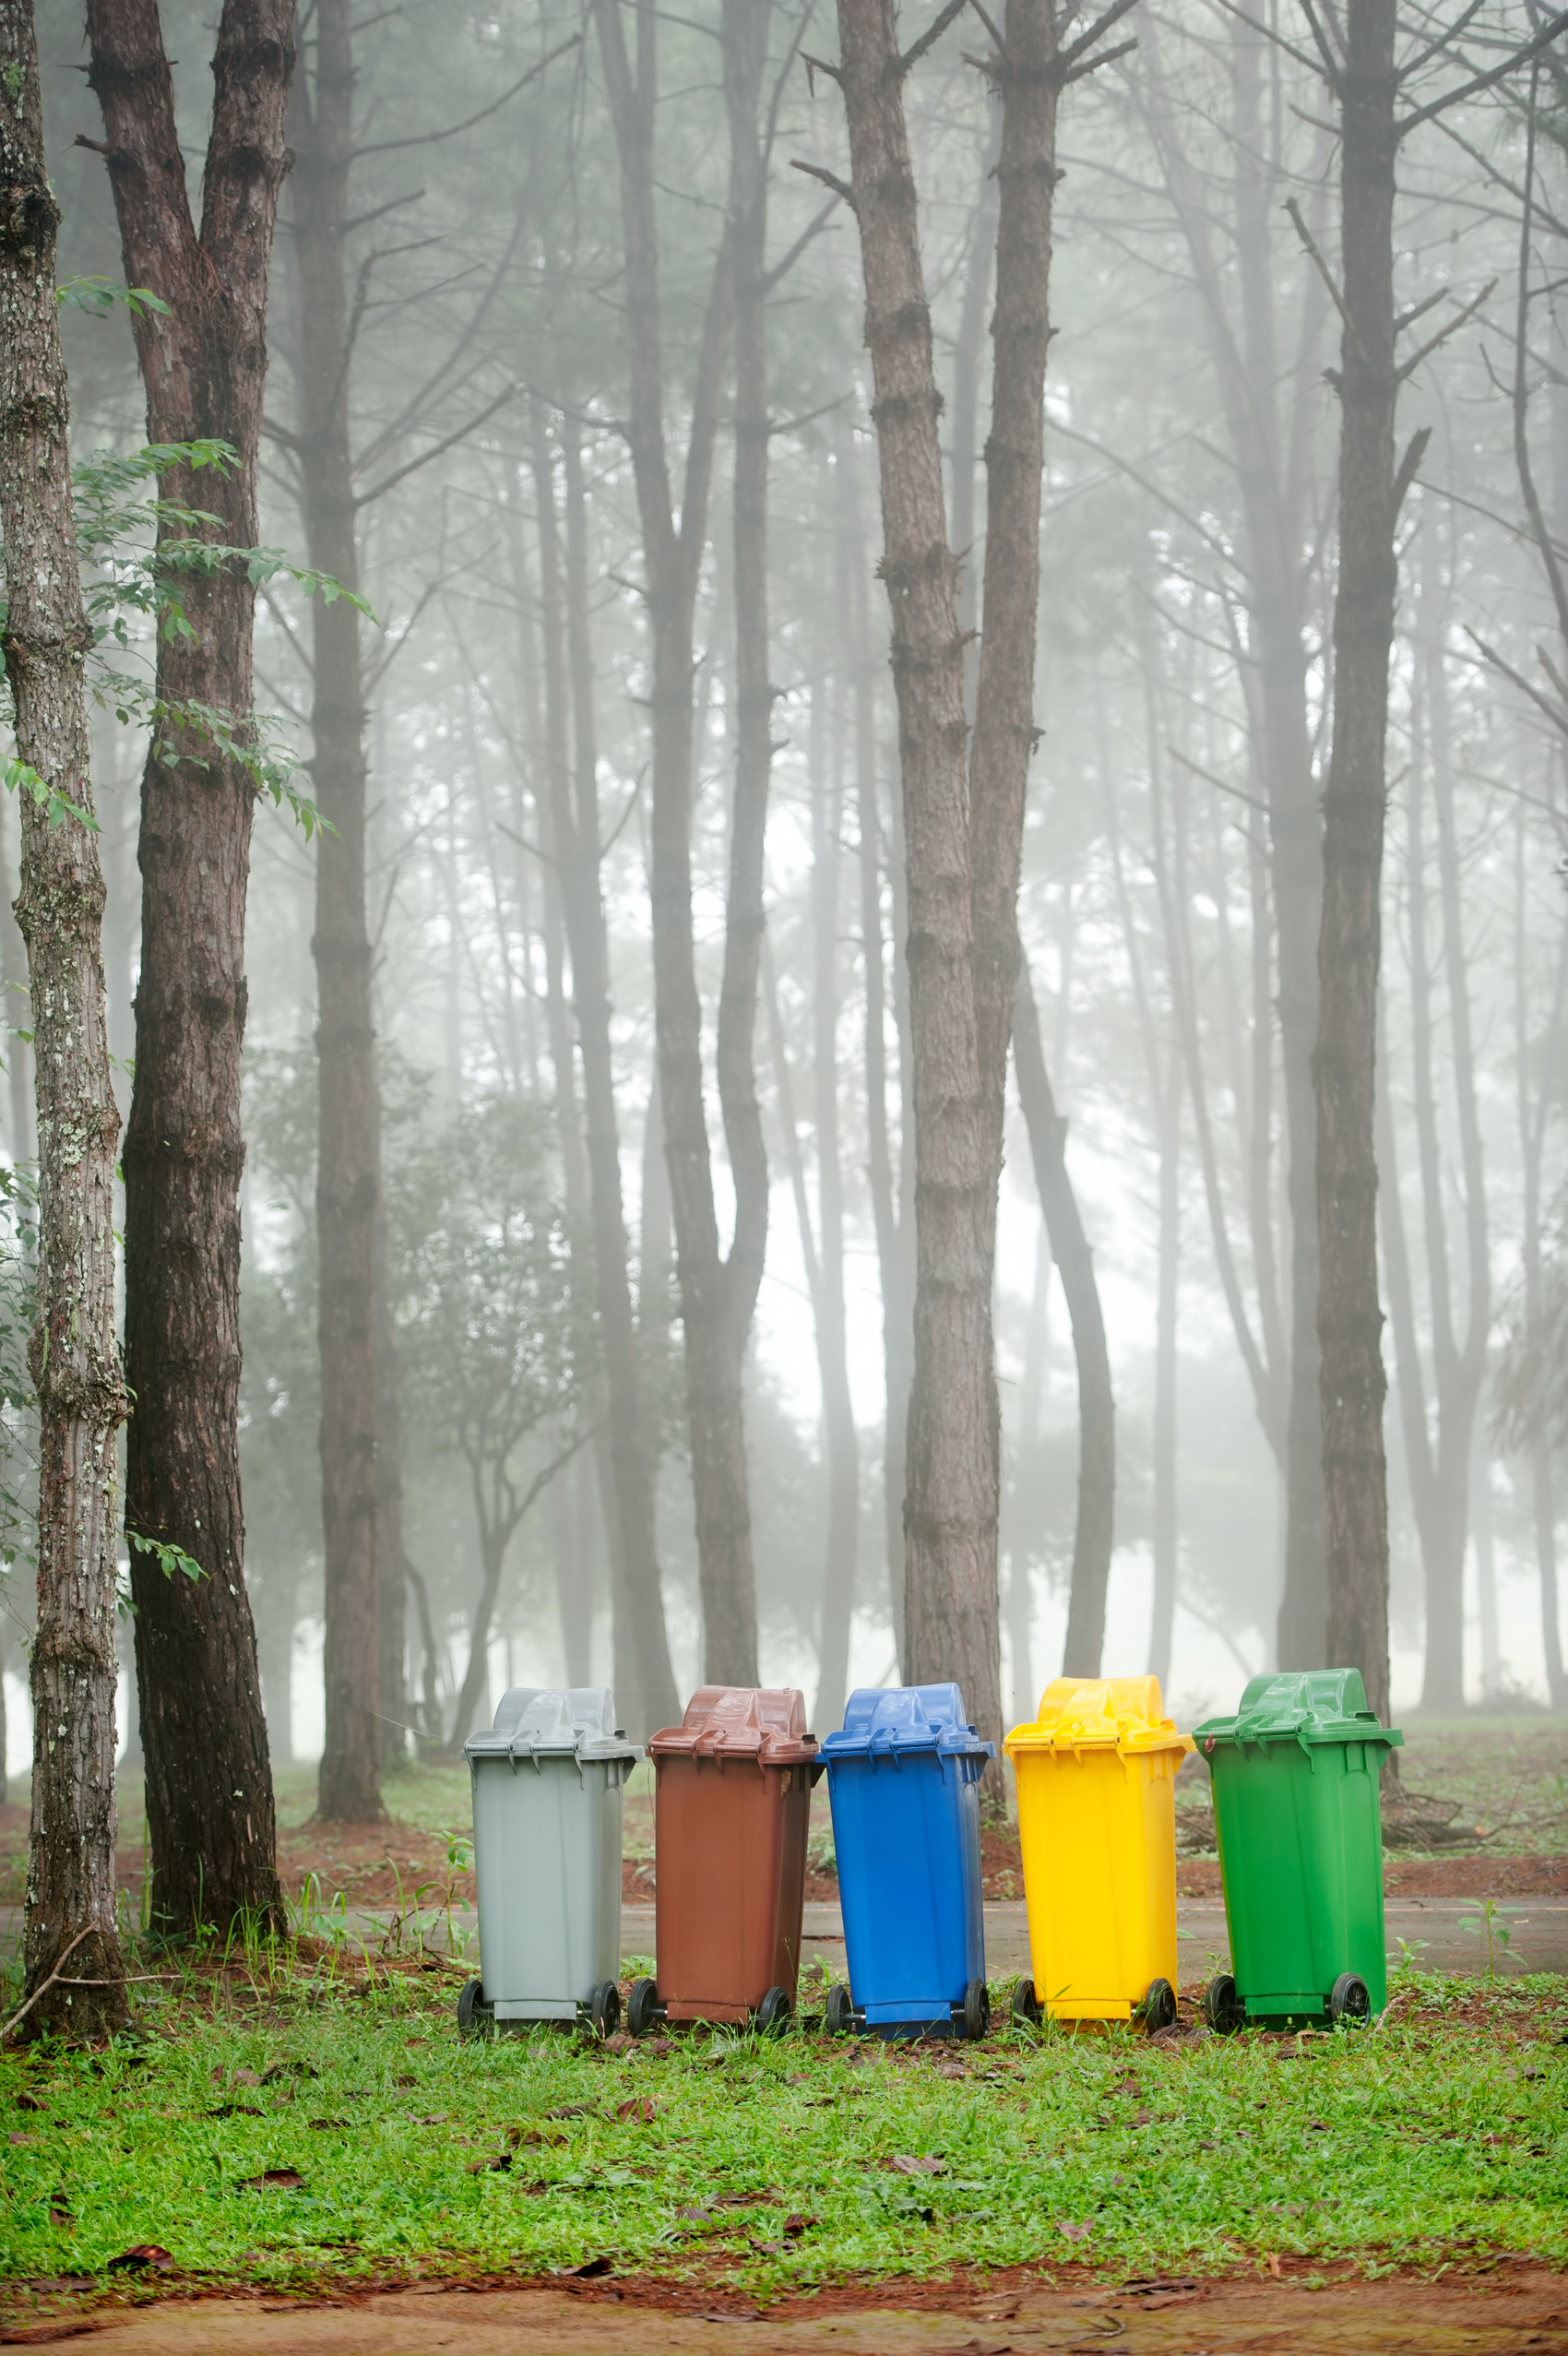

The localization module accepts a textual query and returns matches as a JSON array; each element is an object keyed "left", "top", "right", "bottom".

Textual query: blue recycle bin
[{"left": 821, "top": 1684, "right": 995, "bottom": 2039}]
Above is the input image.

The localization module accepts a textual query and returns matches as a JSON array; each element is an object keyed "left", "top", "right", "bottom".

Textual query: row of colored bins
[{"left": 459, "top": 1669, "right": 1399, "bottom": 2041}]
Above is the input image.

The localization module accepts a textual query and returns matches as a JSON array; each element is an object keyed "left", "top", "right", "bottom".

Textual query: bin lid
[
  {"left": 821, "top": 1683, "right": 995, "bottom": 1760},
  {"left": 1004, "top": 1675, "right": 1194, "bottom": 1757},
  {"left": 647, "top": 1685, "right": 818, "bottom": 1764},
  {"left": 464, "top": 1685, "right": 642, "bottom": 1766},
  {"left": 1193, "top": 1669, "right": 1403, "bottom": 1752}
]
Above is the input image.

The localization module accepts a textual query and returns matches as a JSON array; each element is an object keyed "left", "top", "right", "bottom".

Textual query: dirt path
[{"left": 5, "top": 2265, "right": 1564, "bottom": 2355}]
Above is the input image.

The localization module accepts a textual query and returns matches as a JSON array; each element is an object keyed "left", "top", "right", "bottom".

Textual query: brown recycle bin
[{"left": 627, "top": 1686, "right": 823, "bottom": 2034}]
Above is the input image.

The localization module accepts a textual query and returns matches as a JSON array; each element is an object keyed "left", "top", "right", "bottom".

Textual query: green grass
[{"left": 2, "top": 1960, "right": 1564, "bottom": 2300}]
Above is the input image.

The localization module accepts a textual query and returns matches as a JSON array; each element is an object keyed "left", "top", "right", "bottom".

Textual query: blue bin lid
[{"left": 821, "top": 1683, "right": 995, "bottom": 1761}]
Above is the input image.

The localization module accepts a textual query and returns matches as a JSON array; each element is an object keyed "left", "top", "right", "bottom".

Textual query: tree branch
[
  {"left": 356, "top": 34, "right": 581, "bottom": 154},
  {"left": 1397, "top": 4, "right": 1568, "bottom": 137},
  {"left": 353, "top": 383, "right": 518, "bottom": 507},
  {"left": 1396, "top": 280, "right": 1495, "bottom": 382}
]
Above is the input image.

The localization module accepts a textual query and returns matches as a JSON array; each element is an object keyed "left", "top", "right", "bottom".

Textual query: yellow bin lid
[{"left": 1004, "top": 1675, "right": 1194, "bottom": 1757}]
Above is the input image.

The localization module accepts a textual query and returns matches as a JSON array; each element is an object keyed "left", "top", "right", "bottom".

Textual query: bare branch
[
  {"left": 1397, "top": 0, "right": 1487, "bottom": 84},
  {"left": 1063, "top": 35, "right": 1138, "bottom": 82},
  {"left": 762, "top": 193, "right": 842, "bottom": 293},
  {"left": 898, "top": 0, "right": 970, "bottom": 77},
  {"left": 1392, "top": 422, "right": 1431, "bottom": 515},
  {"left": 1284, "top": 194, "right": 1362, "bottom": 363},
  {"left": 790, "top": 158, "right": 855, "bottom": 207},
  {"left": 1397, "top": 4, "right": 1568, "bottom": 137},
  {"left": 1057, "top": 0, "right": 1142, "bottom": 71},
  {"left": 354, "top": 382, "right": 518, "bottom": 507},
  {"left": 356, "top": 34, "right": 581, "bottom": 154},
  {"left": 1396, "top": 279, "right": 1495, "bottom": 382},
  {"left": 1463, "top": 624, "right": 1568, "bottom": 736}
]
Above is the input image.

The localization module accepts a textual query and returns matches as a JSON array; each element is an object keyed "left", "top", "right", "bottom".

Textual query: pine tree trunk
[
  {"left": 810, "top": 721, "right": 860, "bottom": 1733},
  {"left": 834, "top": 0, "right": 1063, "bottom": 1768},
  {"left": 1316, "top": 0, "right": 1397, "bottom": 1727},
  {"left": 1012, "top": 968, "right": 1115, "bottom": 1675},
  {"left": 85, "top": 0, "right": 292, "bottom": 1934},
  {"left": 557, "top": 415, "right": 680, "bottom": 1737},
  {"left": 593, "top": 0, "right": 769, "bottom": 1686},
  {"left": 294, "top": 0, "right": 383, "bottom": 1824},
  {"left": 1, "top": 0, "right": 133, "bottom": 2037}
]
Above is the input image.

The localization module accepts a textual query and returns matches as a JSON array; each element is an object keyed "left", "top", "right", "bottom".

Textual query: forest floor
[
  {"left": 1, "top": 1714, "right": 1563, "bottom": 1922},
  {"left": 0, "top": 1952, "right": 1564, "bottom": 2345}
]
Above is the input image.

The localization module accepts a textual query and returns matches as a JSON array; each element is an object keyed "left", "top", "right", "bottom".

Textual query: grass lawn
[{"left": 2, "top": 1957, "right": 1564, "bottom": 2308}]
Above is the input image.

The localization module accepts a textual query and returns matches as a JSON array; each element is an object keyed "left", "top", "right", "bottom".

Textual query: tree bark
[
  {"left": 1, "top": 0, "right": 133, "bottom": 2039},
  {"left": 1315, "top": 0, "right": 1398, "bottom": 1726},
  {"left": 554, "top": 413, "right": 680, "bottom": 1737},
  {"left": 85, "top": 0, "right": 291, "bottom": 1936},
  {"left": 833, "top": 0, "right": 1068, "bottom": 1767},
  {"left": 811, "top": 674, "right": 859, "bottom": 1731},
  {"left": 592, "top": 0, "right": 768, "bottom": 1685},
  {"left": 293, "top": 0, "right": 383, "bottom": 1823},
  {"left": 1012, "top": 967, "right": 1115, "bottom": 1675}
]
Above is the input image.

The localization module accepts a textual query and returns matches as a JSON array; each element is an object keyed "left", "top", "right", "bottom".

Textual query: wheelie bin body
[
  {"left": 637, "top": 1687, "right": 822, "bottom": 2029},
  {"left": 822, "top": 1684, "right": 995, "bottom": 2039},
  {"left": 1004, "top": 1677, "right": 1193, "bottom": 2024},
  {"left": 1194, "top": 1669, "right": 1401, "bottom": 2026},
  {"left": 461, "top": 1685, "right": 640, "bottom": 2034}
]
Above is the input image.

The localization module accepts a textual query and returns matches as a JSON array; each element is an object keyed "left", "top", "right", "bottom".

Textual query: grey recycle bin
[{"left": 458, "top": 1686, "right": 641, "bottom": 2038}]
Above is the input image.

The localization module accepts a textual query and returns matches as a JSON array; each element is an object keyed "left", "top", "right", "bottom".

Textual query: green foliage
[
  {"left": 55, "top": 277, "right": 169, "bottom": 321},
  {"left": 125, "top": 1530, "right": 207, "bottom": 1587},
  {"left": 0, "top": 1970, "right": 1562, "bottom": 2291}
]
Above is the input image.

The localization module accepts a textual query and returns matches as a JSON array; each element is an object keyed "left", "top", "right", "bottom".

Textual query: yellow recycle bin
[{"left": 1004, "top": 1677, "right": 1194, "bottom": 2029}]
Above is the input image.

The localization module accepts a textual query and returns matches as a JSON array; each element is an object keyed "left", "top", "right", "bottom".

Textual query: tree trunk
[
  {"left": 0, "top": 806, "right": 33, "bottom": 1165},
  {"left": 593, "top": 0, "right": 769, "bottom": 1685},
  {"left": 554, "top": 412, "right": 680, "bottom": 1737},
  {"left": 842, "top": 422, "right": 911, "bottom": 1672},
  {"left": 1012, "top": 967, "right": 1115, "bottom": 1675},
  {"left": 1150, "top": 1037, "right": 1181, "bottom": 1685},
  {"left": 1, "top": 0, "right": 133, "bottom": 2038},
  {"left": 1314, "top": 0, "right": 1400, "bottom": 1727},
  {"left": 86, "top": 0, "right": 291, "bottom": 1936},
  {"left": 811, "top": 686, "right": 859, "bottom": 1731},
  {"left": 293, "top": 0, "right": 383, "bottom": 1823},
  {"left": 1516, "top": 805, "right": 1567, "bottom": 1708}
]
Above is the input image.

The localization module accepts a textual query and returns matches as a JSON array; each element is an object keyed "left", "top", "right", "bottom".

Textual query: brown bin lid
[{"left": 648, "top": 1685, "right": 818, "bottom": 1765}]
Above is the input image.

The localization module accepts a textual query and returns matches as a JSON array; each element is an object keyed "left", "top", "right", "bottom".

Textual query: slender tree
[
  {"left": 1, "top": 0, "right": 133, "bottom": 2039},
  {"left": 592, "top": 0, "right": 770, "bottom": 1682},
  {"left": 823, "top": 0, "right": 1129, "bottom": 1763},
  {"left": 83, "top": 0, "right": 294, "bottom": 1934},
  {"left": 291, "top": 0, "right": 383, "bottom": 1822}
]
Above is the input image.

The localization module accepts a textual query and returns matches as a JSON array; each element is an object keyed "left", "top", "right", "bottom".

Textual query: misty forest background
[{"left": 2, "top": 0, "right": 1564, "bottom": 1795}]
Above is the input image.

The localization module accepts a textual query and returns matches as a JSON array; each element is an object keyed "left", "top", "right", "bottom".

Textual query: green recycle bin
[{"left": 1192, "top": 1669, "right": 1402, "bottom": 2030}]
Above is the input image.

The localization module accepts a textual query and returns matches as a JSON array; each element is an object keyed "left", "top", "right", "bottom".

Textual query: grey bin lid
[{"left": 464, "top": 1684, "right": 642, "bottom": 1766}]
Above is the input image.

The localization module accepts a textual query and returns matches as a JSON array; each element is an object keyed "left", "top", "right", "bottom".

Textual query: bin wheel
[
  {"left": 1329, "top": 1970, "right": 1371, "bottom": 2028},
  {"left": 1141, "top": 1977, "right": 1178, "bottom": 2034},
  {"left": 1011, "top": 1976, "right": 1042, "bottom": 2029},
  {"left": 961, "top": 1978, "right": 991, "bottom": 2041},
  {"left": 585, "top": 1978, "right": 621, "bottom": 2040},
  {"left": 457, "top": 1979, "right": 489, "bottom": 2040},
  {"left": 755, "top": 1985, "right": 792, "bottom": 2036},
  {"left": 824, "top": 1982, "right": 855, "bottom": 2036},
  {"left": 1203, "top": 1973, "right": 1244, "bottom": 2036},
  {"left": 626, "top": 1977, "right": 661, "bottom": 2039}
]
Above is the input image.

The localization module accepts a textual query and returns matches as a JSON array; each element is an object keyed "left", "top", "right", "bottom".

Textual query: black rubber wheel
[
  {"left": 1203, "top": 1973, "right": 1244, "bottom": 2036},
  {"left": 585, "top": 1978, "right": 621, "bottom": 2039},
  {"left": 1011, "top": 1976, "right": 1042, "bottom": 2029},
  {"left": 626, "top": 1976, "right": 661, "bottom": 2039},
  {"left": 1141, "top": 1977, "right": 1178, "bottom": 2034},
  {"left": 457, "top": 1979, "right": 488, "bottom": 2040},
  {"left": 755, "top": 1985, "right": 792, "bottom": 2035},
  {"left": 1329, "top": 1970, "right": 1371, "bottom": 2028},
  {"left": 962, "top": 1978, "right": 991, "bottom": 2041},
  {"left": 824, "top": 1982, "right": 855, "bottom": 2036}
]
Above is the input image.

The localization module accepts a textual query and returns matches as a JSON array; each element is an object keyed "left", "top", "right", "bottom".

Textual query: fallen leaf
[
  {"left": 8, "top": 2133, "right": 39, "bottom": 2147},
  {"left": 1057, "top": 2219, "right": 1094, "bottom": 2243},
  {"left": 107, "top": 2245, "right": 174, "bottom": 2274},
  {"left": 260, "top": 2062, "right": 318, "bottom": 2086},
  {"left": 46, "top": 2200, "right": 73, "bottom": 2230},
  {"left": 234, "top": 2069, "right": 262, "bottom": 2088},
  {"left": 1129, "top": 2108, "right": 1154, "bottom": 2126},
  {"left": 781, "top": 2212, "right": 813, "bottom": 2237},
  {"left": 15, "top": 2092, "right": 45, "bottom": 2114},
  {"left": 506, "top": 2124, "right": 564, "bottom": 2149},
  {"left": 884, "top": 2154, "right": 946, "bottom": 2176},
  {"left": 208, "top": 2104, "right": 262, "bottom": 2120},
  {"left": 1267, "top": 2253, "right": 1283, "bottom": 2279},
  {"left": 570, "top": 2255, "right": 612, "bottom": 2279},
  {"left": 467, "top": 2152, "right": 512, "bottom": 2174},
  {"left": 309, "top": 2118, "right": 349, "bottom": 2131},
  {"left": 1306, "top": 2120, "right": 1329, "bottom": 2134},
  {"left": 614, "top": 2096, "right": 656, "bottom": 2124},
  {"left": 417, "top": 2112, "right": 450, "bottom": 2126},
  {"left": 239, "top": 2169, "right": 306, "bottom": 2193},
  {"left": 547, "top": 2101, "right": 594, "bottom": 2120}
]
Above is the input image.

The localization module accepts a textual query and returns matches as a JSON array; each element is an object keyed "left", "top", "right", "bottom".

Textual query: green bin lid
[{"left": 1193, "top": 1669, "right": 1403, "bottom": 1751}]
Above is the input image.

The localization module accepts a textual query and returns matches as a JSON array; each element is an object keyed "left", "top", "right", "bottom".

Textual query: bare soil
[{"left": 2, "top": 2259, "right": 1564, "bottom": 2354}]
